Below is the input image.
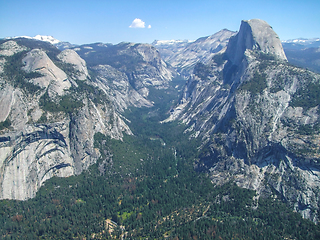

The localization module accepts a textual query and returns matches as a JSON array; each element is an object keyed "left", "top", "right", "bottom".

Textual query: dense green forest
[{"left": 1, "top": 79, "right": 320, "bottom": 239}]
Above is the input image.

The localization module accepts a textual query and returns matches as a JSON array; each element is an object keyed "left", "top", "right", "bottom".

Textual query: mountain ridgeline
[
  {"left": 0, "top": 37, "right": 175, "bottom": 200},
  {"left": 165, "top": 19, "right": 320, "bottom": 222},
  {"left": 0, "top": 19, "right": 320, "bottom": 238},
  {"left": 282, "top": 38, "right": 320, "bottom": 74}
]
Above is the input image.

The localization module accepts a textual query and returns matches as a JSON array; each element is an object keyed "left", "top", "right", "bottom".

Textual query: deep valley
[{"left": 0, "top": 19, "right": 320, "bottom": 239}]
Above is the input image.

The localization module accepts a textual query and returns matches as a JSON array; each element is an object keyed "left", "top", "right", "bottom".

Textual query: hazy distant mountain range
[
  {"left": 282, "top": 38, "right": 320, "bottom": 49},
  {"left": 7, "top": 34, "right": 320, "bottom": 73},
  {"left": 280, "top": 38, "right": 320, "bottom": 73},
  {"left": 152, "top": 35, "right": 320, "bottom": 74}
]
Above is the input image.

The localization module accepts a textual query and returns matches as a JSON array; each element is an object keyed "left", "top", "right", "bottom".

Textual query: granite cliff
[
  {"left": 1, "top": 19, "right": 320, "bottom": 224},
  {"left": 0, "top": 37, "right": 173, "bottom": 200},
  {"left": 165, "top": 19, "right": 320, "bottom": 222}
]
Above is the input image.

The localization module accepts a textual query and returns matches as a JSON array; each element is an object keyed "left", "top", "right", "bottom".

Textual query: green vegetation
[
  {"left": 1, "top": 80, "right": 320, "bottom": 239},
  {"left": 76, "top": 42, "right": 144, "bottom": 72},
  {"left": 13, "top": 38, "right": 61, "bottom": 60},
  {"left": 39, "top": 90, "right": 84, "bottom": 114},
  {"left": 285, "top": 48, "right": 320, "bottom": 74},
  {"left": 258, "top": 52, "right": 277, "bottom": 61},
  {"left": 290, "top": 81, "right": 320, "bottom": 109},
  {"left": 257, "top": 52, "right": 279, "bottom": 72},
  {"left": 37, "top": 113, "right": 48, "bottom": 123},
  {"left": 0, "top": 118, "right": 11, "bottom": 131},
  {"left": 1, "top": 141, "right": 319, "bottom": 239},
  {"left": 1, "top": 41, "right": 320, "bottom": 239},
  {"left": 270, "top": 75, "right": 284, "bottom": 93},
  {"left": 54, "top": 62, "right": 81, "bottom": 79},
  {"left": 296, "top": 124, "right": 316, "bottom": 135},
  {"left": 74, "top": 79, "right": 109, "bottom": 106},
  {"left": 240, "top": 71, "right": 267, "bottom": 95},
  {"left": 38, "top": 79, "right": 110, "bottom": 114},
  {"left": 1, "top": 38, "right": 66, "bottom": 96},
  {"left": 2, "top": 40, "right": 111, "bottom": 116}
]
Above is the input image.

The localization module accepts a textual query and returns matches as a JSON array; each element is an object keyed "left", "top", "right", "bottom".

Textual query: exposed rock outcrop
[
  {"left": 74, "top": 42, "right": 175, "bottom": 98},
  {"left": 165, "top": 19, "right": 320, "bottom": 222},
  {"left": 0, "top": 40, "right": 27, "bottom": 57},
  {"left": 154, "top": 29, "right": 236, "bottom": 78},
  {"left": 0, "top": 123, "right": 74, "bottom": 199},
  {"left": 22, "top": 49, "right": 71, "bottom": 96},
  {"left": 226, "top": 19, "right": 287, "bottom": 65},
  {"left": 92, "top": 64, "right": 153, "bottom": 111},
  {"left": 57, "top": 49, "right": 89, "bottom": 80},
  {"left": 0, "top": 37, "right": 176, "bottom": 200},
  {"left": 0, "top": 39, "right": 133, "bottom": 200}
]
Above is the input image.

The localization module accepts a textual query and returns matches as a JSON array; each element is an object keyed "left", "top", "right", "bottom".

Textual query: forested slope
[{"left": 1, "top": 85, "right": 320, "bottom": 239}]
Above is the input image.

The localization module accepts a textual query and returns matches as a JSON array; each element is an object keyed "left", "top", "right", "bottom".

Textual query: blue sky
[{"left": 0, "top": 0, "right": 319, "bottom": 44}]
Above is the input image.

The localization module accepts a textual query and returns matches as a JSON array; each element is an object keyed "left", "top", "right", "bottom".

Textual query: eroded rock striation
[
  {"left": 0, "top": 39, "right": 136, "bottom": 200},
  {"left": 166, "top": 19, "right": 320, "bottom": 222},
  {"left": 22, "top": 48, "right": 71, "bottom": 96},
  {"left": 0, "top": 35, "right": 175, "bottom": 200},
  {"left": 226, "top": 19, "right": 287, "bottom": 65},
  {"left": 73, "top": 42, "right": 176, "bottom": 98}
]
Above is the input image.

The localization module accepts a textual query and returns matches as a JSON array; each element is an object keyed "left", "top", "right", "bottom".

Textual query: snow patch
[{"left": 6, "top": 35, "right": 61, "bottom": 45}]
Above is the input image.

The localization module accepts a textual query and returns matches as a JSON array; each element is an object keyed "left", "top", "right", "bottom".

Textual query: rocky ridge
[
  {"left": 165, "top": 19, "right": 320, "bottom": 222},
  {"left": 153, "top": 29, "right": 236, "bottom": 78},
  {"left": 225, "top": 19, "right": 287, "bottom": 65},
  {"left": 73, "top": 42, "right": 175, "bottom": 98},
  {"left": 1, "top": 19, "right": 320, "bottom": 224},
  {"left": 0, "top": 37, "right": 168, "bottom": 200},
  {"left": 22, "top": 48, "right": 71, "bottom": 96},
  {"left": 92, "top": 64, "right": 153, "bottom": 111}
]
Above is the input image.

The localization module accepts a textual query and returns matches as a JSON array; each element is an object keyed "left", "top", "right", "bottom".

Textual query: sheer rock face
[
  {"left": 0, "top": 37, "right": 174, "bottom": 200},
  {"left": 226, "top": 19, "right": 287, "bottom": 65},
  {"left": 0, "top": 123, "right": 75, "bottom": 200},
  {"left": 166, "top": 19, "right": 320, "bottom": 222},
  {"left": 0, "top": 39, "right": 133, "bottom": 200},
  {"left": 22, "top": 49, "right": 71, "bottom": 96},
  {"left": 57, "top": 49, "right": 89, "bottom": 80},
  {"left": 0, "top": 85, "right": 14, "bottom": 122}
]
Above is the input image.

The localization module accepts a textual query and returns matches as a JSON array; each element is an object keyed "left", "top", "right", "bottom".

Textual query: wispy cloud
[{"left": 129, "top": 18, "right": 151, "bottom": 29}]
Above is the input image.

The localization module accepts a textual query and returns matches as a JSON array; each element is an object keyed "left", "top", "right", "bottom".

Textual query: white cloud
[
  {"left": 148, "top": 25, "right": 151, "bottom": 29},
  {"left": 129, "top": 18, "right": 145, "bottom": 28}
]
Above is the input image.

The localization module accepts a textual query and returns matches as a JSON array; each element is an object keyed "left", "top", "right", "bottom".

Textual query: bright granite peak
[
  {"left": 226, "top": 19, "right": 287, "bottom": 65},
  {"left": 164, "top": 18, "right": 320, "bottom": 222}
]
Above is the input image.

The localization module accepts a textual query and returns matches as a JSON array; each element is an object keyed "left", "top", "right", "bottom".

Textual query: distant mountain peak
[
  {"left": 33, "top": 35, "right": 60, "bottom": 44},
  {"left": 282, "top": 38, "right": 320, "bottom": 44},
  {"left": 6, "top": 35, "right": 61, "bottom": 45},
  {"left": 152, "top": 39, "right": 195, "bottom": 46}
]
